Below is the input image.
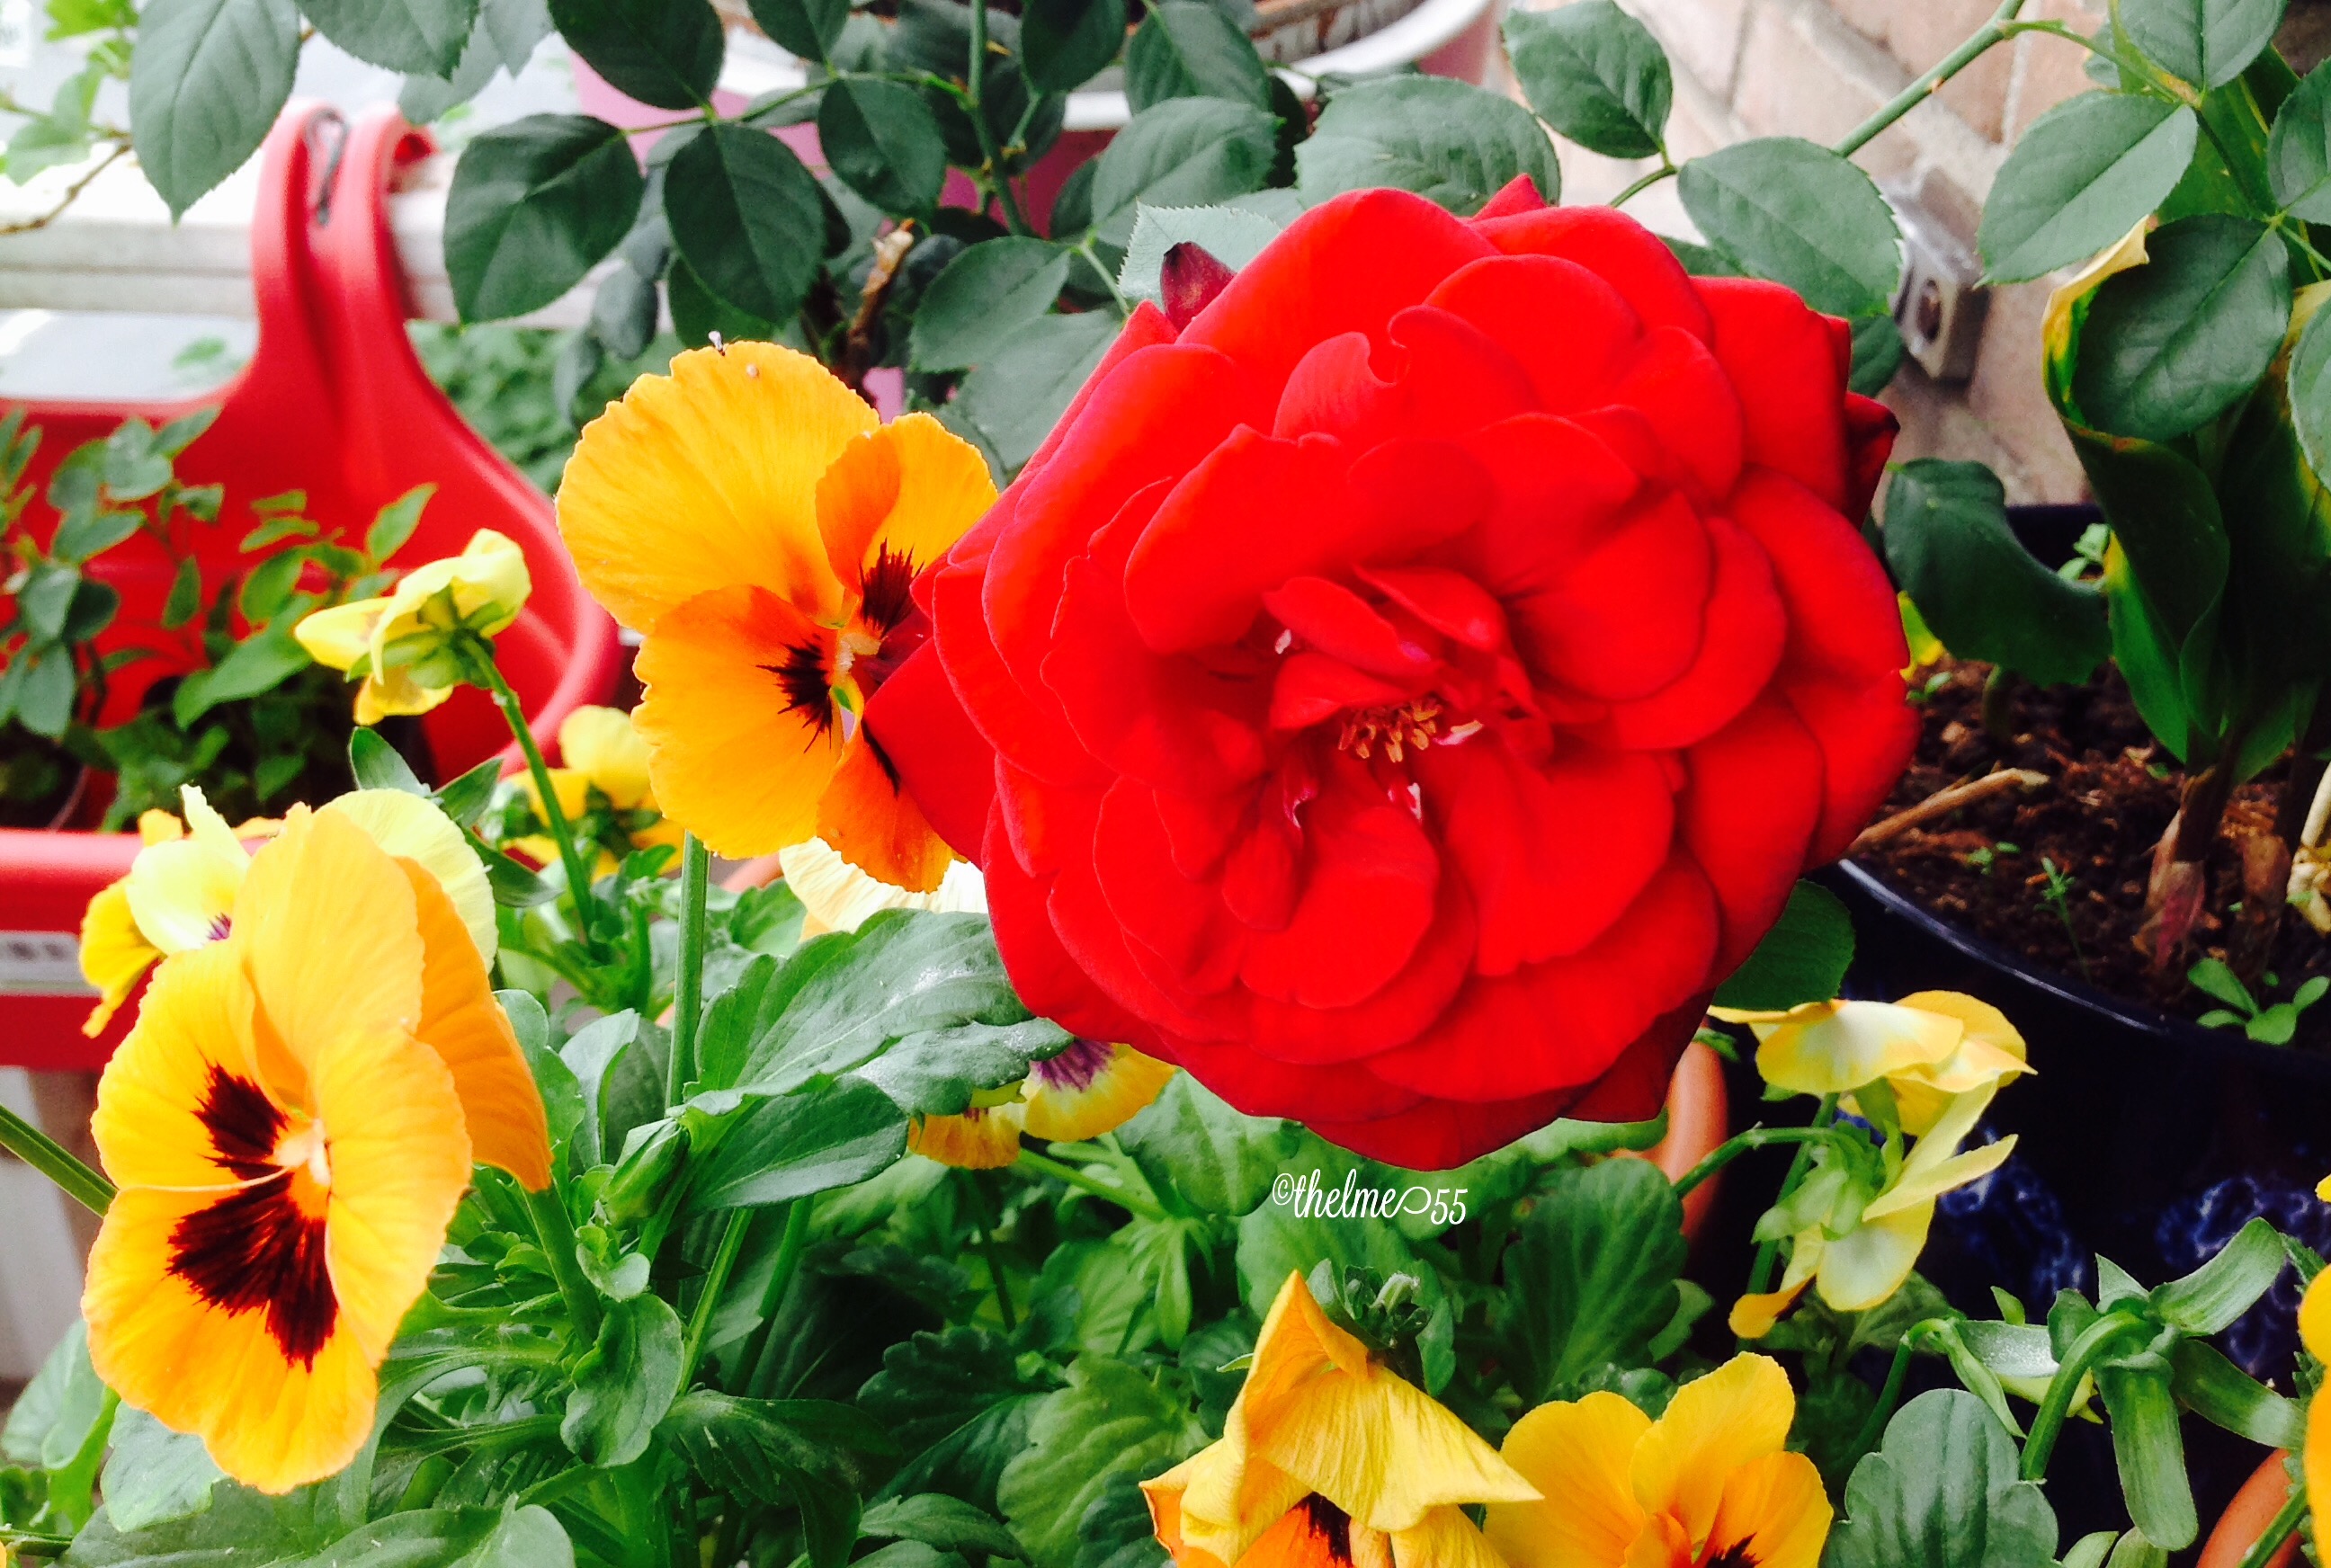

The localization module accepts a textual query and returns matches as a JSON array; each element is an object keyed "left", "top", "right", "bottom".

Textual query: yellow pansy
[
  {"left": 1714, "top": 991, "right": 2030, "bottom": 1136},
  {"left": 1486, "top": 1354, "right": 1830, "bottom": 1568},
  {"left": 1730, "top": 1082, "right": 2017, "bottom": 1334},
  {"left": 558, "top": 343, "right": 995, "bottom": 887},
  {"left": 84, "top": 808, "right": 550, "bottom": 1492},
  {"left": 514, "top": 705, "right": 684, "bottom": 876},
  {"left": 296, "top": 529, "right": 531, "bottom": 725},
  {"left": 77, "top": 786, "right": 495, "bottom": 1037},
  {"left": 1145, "top": 1271, "right": 1534, "bottom": 1568},
  {"left": 2300, "top": 1270, "right": 2331, "bottom": 1532}
]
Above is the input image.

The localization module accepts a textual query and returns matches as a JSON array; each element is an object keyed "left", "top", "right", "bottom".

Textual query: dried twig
[
  {"left": 0, "top": 142, "right": 131, "bottom": 237},
  {"left": 1849, "top": 769, "right": 2050, "bottom": 853}
]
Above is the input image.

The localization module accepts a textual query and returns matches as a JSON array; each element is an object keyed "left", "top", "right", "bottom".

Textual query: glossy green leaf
[
  {"left": 1496, "top": 1158, "right": 1685, "bottom": 1403},
  {"left": 1710, "top": 880, "right": 1853, "bottom": 1011},
  {"left": 445, "top": 114, "right": 644, "bottom": 321},
  {"left": 1022, "top": 0, "right": 1128, "bottom": 94},
  {"left": 1504, "top": 0, "right": 1671, "bottom": 160},
  {"left": 852, "top": 1018, "right": 1071, "bottom": 1118},
  {"left": 2073, "top": 214, "right": 2289, "bottom": 441},
  {"left": 667, "top": 252, "right": 779, "bottom": 350},
  {"left": 1234, "top": 1141, "right": 1425, "bottom": 1320},
  {"left": 1884, "top": 459, "right": 2109, "bottom": 684},
  {"left": 129, "top": 0, "right": 299, "bottom": 217},
  {"left": 2283, "top": 293, "right": 2331, "bottom": 486},
  {"left": 560, "top": 1008, "right": 666, "bottom": 1168},
  {"left": 1118, "top": 201, "right": 1282, "bottom": 302},
  {"left": 562, "top": 1293, "right": 685, "bottom": 1466},
  {"left": 910, "top": 237, "right": 1073, "bottom": 371},
  {"left": 1088, "top": 96, "right": 1279, "bottom": 245},
  {"left": 688, "top": 1077, "right": 909, "bottom": 1208},
  {"left": 2270, "top": 59, "right": 2331, "bottom": 218},
  {"left": 50, "top": 508, "right": 141, "bottom": 562},
  {"left": 1851, "top": 312, "right": 1905, "bottom": 396},
  {"left": 1979, "top": 94, "right": 2197, "bottom": 284},
  {"left": 546, "top": 0, "right": 722, "bottom": 111},
  {"left": 748, "top": 0, "right": 849, "bottom": 61},
  {"left": 2167, "top": 1339, "right": 2304, "bottom": 1446},
  {"left": 950, "top": 310, "right": 1119, "bottom": 476},
  {"left": 2095, "top": 1358, "right": 2195, "bottom": 1549},
  {"left": 100, "top": 1408, "right": 224, "bottom": 1535},
  {"left": 348, "top": 726, "right": 427, "bottom": 794},
  {"left": 1677, "top": 137, "right": 1898, "bottom": 316},
  {"left": 299, "top": 0, "right": 477, "bottom": 74},
  {"left": 996, "top": 1357, "right": 1206, "bottom": 1568},
  {"left": 660, "top": 1394, "right": 890, "bottom": 1568},
  {"left": 860, "top": 1494, "right": 1027, "bottom": 1560},
  {"left": 1116, "top": 1073, "right": 1301, "bottom": 1216},
  {"left": 173, "top": 618, "right": 311, "bottom": 726},
  {"left": 1125, "top": 2, "right": 1270, "bottom": 112},
  {"left": 161, "top": 554, "right": 202, "bottom": 629},
  {"left": 820, "top": 78, "right": 949, "bottom": 213},
  {"left": 365, "top": 484, "right": 433, "bottom": 561},
  {"left": 2151, "top": 1216, "right": 2284, "bottom": 1332},
  {"left": 1826, "top": 1390, "right": 2059, "bottom": 1568},
  {"left": 1296, "top": 76, "right": 1559, "bottom": 214},
  {"left": 2121, "top": 0, "right": 2282, "bottom": 90},
  {"left": 666, "top": 120, "right": 827, "bottom": 323}
]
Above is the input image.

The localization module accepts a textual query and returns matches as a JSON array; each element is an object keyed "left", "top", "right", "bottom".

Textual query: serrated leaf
[
  {"left": 666, "top": 120, "right": 828, "bottom": 323},
  {"left": 1677, "top": 137, "right": 1898, "bottom": 317},
  {"left": 661, "top": 1394, "right": 890, "bottom": 1568},
  {"left": 300, "top": 0, "right": 478, "bottom": 74},
  {"left": 1980, "top": 94, "right": 2197, "bottom": 283},
  {"left": 546, "top": 0, "right": 722, "bottom": 111},
  {"left": 1117, "top": 202, "right": 1281, "bottom": 302},
  {"left": 562, "top": 1293, "right": 684, "bottom": 1467},
  {"left": 1496, "top": 1158, "right": 1685, "bottom": 1402},
  {"left": 996, "top": 1358, "right": 1205, "bottom": 1568},
  {"left": 1124, "top": 2, "right": 1270, "bottom": 113},
  {"left": 1826, "top": 1390, "right": 2059, "bottom": 1568},
  {"left": 860, "top": 1494, "right": 1026, "bottom": 1560},
  {"left": 748, "top": 0, "right": 850, "bottom": 60},
  {"left": 129, "top": 0, "right": 299, "bottom": 217},
  {"left": 1296, "top": 75, "right": 1559, "bottom": 214},
  {"left": 1504, "top": 0, "right": 1672, "bottom": 159},
  {"left": 689, "top": 1077, "right": 908, "bottom": 1209},
  {"left": 820, "top": 77, "right": 949, "bottom": 213},
  {"left": 446, "top": 114, "right": 643, "bottom": 322},
  {"left": 1022, "top": 0, "right": 1127, "bottom": 94},
  {"left": 2072, "top": 213, "right": 2289, "bottom": 441},
  {"left": 950, "top": 312, "right": 1118, "bottom": 477},
  {"left": 1116, "top": 1073, "right": 1299, "bottom": 1216},
  {"left": 910, "top": 237, "right": 1073, "bottom": 371},
  {"left": 2121, "top": 0, "right": 2282, "bottom": 90},
  {"left": 1089, "top": 97, "right": 1280, "bottom": 245}
]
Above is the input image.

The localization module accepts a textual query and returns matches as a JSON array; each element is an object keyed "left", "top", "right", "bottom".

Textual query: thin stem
[
  {"left": 1846, "top": 1324, "right": 1938, "bottom": 1458},
  {"left": 1609, "top": 159, "right": 1676, "bottom": 209},
  {"left": 0, "top": 1102, "right": 112, "bottom": 1216},
  {"left": 2020, "top": 1309, "right": 2146, "bottom": 1481},
  {"left": 473, "top": 647, "right": 605, "bottom": 946},
  {"left": 1671, "top": 1126, "right": 1843, "bottom": 1198},
  {"left": 1014, "top": 1147, "right": 1171, "bottom": 1221},
  {"left": 680, "top": 1208, "right": 752, "bottom": 1387},
  {"left": 1076, "top": 238, "right": 1130, "bottom": 313},
  {"left": 525, "top": 1182, "right": 603, "bottom": 1342},
  {"left": 743, "top": 1198, "right": 816, "bottom": 1396},
  {"left": 669, "top": 833, "right": 710, "bottom": 1109},
  {"left": 1835, "top": 0, "right": 2028, "bottom": 157},
  {"left": 961, "top": 1171, "right": 1019, "bottom": 1332},
  {"left": 963, "top": 0, "right": 1032, "bottom": 235},
  {"left": 2236, "top": 1479, "right": 2308, "bottom": 1568},
  {"left": 1745, "top": 1096, "right": 1840, "bottom": 1299},
  {"left": 0, "top": 142, "right": 129, "bottom": 237}
]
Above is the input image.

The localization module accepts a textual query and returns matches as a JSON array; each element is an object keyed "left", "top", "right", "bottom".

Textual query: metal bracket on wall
[{"left": 1883, "top": 183, "right": 1988, "bottom": 384}]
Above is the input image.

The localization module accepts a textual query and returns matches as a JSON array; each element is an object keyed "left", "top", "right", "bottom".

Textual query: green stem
[
  {"left": 964, "top": 0, "right": 1032, "bottom": 235},
  {"left": 1835, "top": 0, "right": 2028, "bottom": 157},
  {"left": 744, "top": 1198, "right": 816, "bottom": 1396},
  {"left": 960, "top": 1172, "right": 1019, "bottom": 1332},
  {"left": 2236, "top": 1479, "right": 2309, "bottom": 1568},
  {"left": 1671, "top": 1126, "right": 1842, "bottom": 1198},
  {"left": 680, "top": 1207, "right": 752, "bottom": 1387},
  {"left": 1609, "top": 158, "right": 1676, "bottom": 209},
  {"left": 525, "top": 1183, "right": 603, "bottom": 1342},
  {"left": 669, "top": 833, "right": 710, "bottom": 1109},
  {"left": 1744, "top": 1095, "right": 1840, "bottom": 1300},
  {"left": 473, "top": 647, "right": 605, "bottom": 947},
  {"left": 395, "top": 1412, "right": 563, "bottom": 1458},
  {"left": 1076, "top": 238, "right": 1131, "bottom": 313},
  {"left": 2020, "top": 1310, "right": 2146, "bottom": 1480},
  {"left": 0, "top": 1102, "right": 112, "bottom": 1216},
  {"left": 1846, "top": 1324, "right": 1939, "bottom": 1458},
  {"left": 1014, "top": 1147, "right": 1171, "bottom": 1221}
]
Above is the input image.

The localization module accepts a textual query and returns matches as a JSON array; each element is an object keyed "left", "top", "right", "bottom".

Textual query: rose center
[{"left": 1335, "top": 697, "right": 1444, "bottom": 763}]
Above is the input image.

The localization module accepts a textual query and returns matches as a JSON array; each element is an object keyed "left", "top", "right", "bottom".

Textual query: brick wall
[{"left": 1509, "top": 0, "right": 2331, "bottom": 504}]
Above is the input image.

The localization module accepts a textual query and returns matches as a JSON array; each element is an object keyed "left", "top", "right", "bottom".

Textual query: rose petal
[{"left": 1697, "top": 278, "right": 1849, "bottom": 512}]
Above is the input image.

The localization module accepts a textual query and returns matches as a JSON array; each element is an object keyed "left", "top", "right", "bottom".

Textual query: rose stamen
[{"left": 1338, "top": 697, "right": 1442, "bottom": 762}]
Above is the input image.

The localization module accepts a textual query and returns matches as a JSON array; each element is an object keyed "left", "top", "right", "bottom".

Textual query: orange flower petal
[
  {"left": 1487, "top": 1390, "right": 1652, "bottom": 1568},
  {"left": 816, "top": 413, "right": 996, "bottom": 628},
  {"left": 907, "top": 1102, "right": 1025, "bottom": 1168},
  {"left": 817, "top": 731, "right": 956, "bottom": 894},
  {"left": 90, "top": 942, "right": 266, "bottom": 1191}
]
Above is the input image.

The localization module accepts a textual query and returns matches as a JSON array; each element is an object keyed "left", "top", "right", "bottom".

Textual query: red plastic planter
[{"left": 0, "top": 104, "right": 622, "bottom": 1070}]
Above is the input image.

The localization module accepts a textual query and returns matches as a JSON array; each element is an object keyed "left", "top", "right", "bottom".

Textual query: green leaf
[
  {"left": 820, "top": 78, "right": 950, "bottom": 213},
  {"left": 546, "top": 0, "right": 721, "bottom": 111},
  {"left": 909, "top": 237, "right": 1073, "bottom": 371},
  {"left": 1710, "top": 880, "right": 1853, "bottom": 1011},
  {"left": 1022, "top": 0, "right": 1128, "bottom": 94},
  {"left": 860, "top": 1494, "right": 1027, "bottom": 1559},
  {"left": 562, "top": 1292, "right": 685, "bottom": 1466},
  {"left": 2121, "top": 0, "right": 2282, "bottom": 90},
  {"left": 853, "top": 1019, "right": 1071, "bottom": 1118},
  {"left": 238, "top": 549, "right": 305, "bottom": 624},
  {"left": 1676, "top": 137, "right": 1899, "bottom": 318},
  {"left": 1496, "top": 1158, "right": 1685, "bottom": 1403},
  {"left": 103, "top": 420, "right": 174, "bottom": 500},
  {"left": 1883, "top": 459, "right": 2110, "bottom": 685},
  {"left": 1504, "top": 0, "right": 1672, "bottom": 160},
  {"left": 561, "top": 1009, "right": 666, "bottom": 1169},
  {"left": 950, "top": 312, "right": 1118, "bottom": 477},
  {"left": 445, "top": 114, "right": 644, "bottom": 322},
  {"left": 666, "top": 120, "right": 828, "bottom": 323},
  {"left": 748, "top": 0, "right": 849, "bottom": 60},
  {"left": 13, "top": 647, "right": 75, "bottom": 736},
  {"left": 1978, "top": 94, "right": 2197, "bottom": 284},
  {"left": 2167, "top": 1339, "right": 2304, "bottom": 1446},
  {"left": 2282, "top": 290, "right": 2331, "bottom": 491},
  {"left": 101, "top": 1408, "right": 224, "bottom": 1535},
  {"left": 61, "top": 577, "right": 120, "bottom": 642},
  {"left": 2270, "top": 59, "right": 2331, "bottom": 218},
  {"left": 1071, "top": 1474, "right": 1168, "bottom": 1568},
  {"left": 1118, "top": 202, "right": 1282, "bottom": 303},
  {"left": 162, "top": 555, "right": 204, "bottom": 629},
  {"left": 348, "top": 726, "right": 428, "bottom": 794},
  {"left": 3, "top": 1322, "right": 108, "bottom": 1468},
  {"left": 2095, "top": 1358, "right": 2195, "bottom": 1549},
  {"left": 1826, "top": 1390, "right": 2059, "bottom": 1568},
  {"left": 996, "top": 1357, "right": 1206, "bottom": 1568},
  {"left": 688, "top": 1077, "right": 909, "bottom": 1208},
  {"left": 661, "top": 1394, "right": 890, "bottom": 1568},
  {"left": 2073, "top": 214, "right": 2289, "bottom": 441},
  {"left": 1089, "top": 97, "right": 1281, "bottom": 245},
  {"left": 174, "top": 618, "right": 311, "bottom": 726},
  {"left": 366, "top": 485, "right": 433, "bottom": 562},
  {"left": 2151, "top": 1215, "right": 2283, "bottom": 1332},
  {"left": 52, "top": 508, "right": 143, "bottom": 562},
  {"left": 1116, "top": 1072, "right": 1301, "bottom": 1216},
  {"left": 129, "top": 0, "right": 300, "bottom": 218},
  {"left": 1851, "top": 312, "right": 1906, "bottom": 396},
  {"left": 431, "top": 757, "right": 502, "bottom": 828},
  {"left": 299, "top": 0, "right": 477, "bottom": 74},
  {"left": 1297, "top": 76, "right": 1558, "bottom": 214},
  {"left": 1233, "top": 1143, "right": 1424, "bottom": 1320},
  {"left": 1125, "top": 2, "right": 1271, "bottom": 112},
  {"left": 667, "top": 251, "right": 780, "bottom": 350}
]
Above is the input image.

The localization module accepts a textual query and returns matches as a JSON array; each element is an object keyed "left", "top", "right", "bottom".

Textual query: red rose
[{"left": 870, "top": 181, "right": 1912, "bottom": 1168}]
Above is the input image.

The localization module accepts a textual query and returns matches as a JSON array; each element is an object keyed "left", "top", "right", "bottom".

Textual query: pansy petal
[
  {"left": 2302, "top": 1270, "right": 2331, "bottom": 1362},
  {"left": 89, "top": 941, "right": 266, "bottom": 1191},
  {"left": 817, "top": 412, "right": 997, "bottom": 620},
  {"left": 80, "top": 878, "right": 158, "bottom": 1037},
  {"left": 1705, "top": 1450, "right": 1832, "bottom": 1568},
  {"left": 558, "top": 705, "right": 655, "bottom": 809},
  {"left": 907, "top": 1103, "right": 1025, "bottom": 1168},
  {"left": 1746, "top": 1001, "right": 1964, "bottom": 1098},
  {"left": 1390, "top": 1506, "right": 1511, "bottom": 1568},
  {"left": 817, "top": 731, "right": 958, "bottom": 894},
  {"left": 1021, "top": 1041, "right": 1176, "bottom": 1142},
  {"left": 776, "top": 836, "right": 987, "bottom": 936},
  {"left": 1727, "top": 1276, "right": 1810, "bottom": 1341},
  {"left": 321, "top": 789, "right": 497, "bottom": 965},
  {"left": 1487, "top": 1392, "right": 1650, "bottom": 1568},
  {"left": 1629, "top": 1354, "right": 1794, "bottom": 1546},
  {"left": 1813, "top": 1200, "right": 1933, "bottom": 1313}
]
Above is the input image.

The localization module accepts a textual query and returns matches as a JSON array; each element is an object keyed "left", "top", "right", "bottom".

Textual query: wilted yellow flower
[
  {"left": 295, "top": 529, "right": 531, "bottom": 724},
  {"left": 514, "top": 705, "right": 683, "bottom": 875},
  {"left": 1714, "top": 991, "right": 2030, "bottom": 1136},
  {"left": 77, "top": 786, "right": 490, "bottom": 1037},
  {"left": 1487, "top": 1355, "right": 1830, "bottom": 1568},
  {"left": 84, "top": 808, "right": 549, "bottom": 1492},
  {"left": 1145, "top": 1271, "right": 1533, "bottom": 1568}
]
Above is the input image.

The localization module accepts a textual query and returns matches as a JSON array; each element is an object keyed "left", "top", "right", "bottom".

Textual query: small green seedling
[
  {"left": 1968, "top": 841, "right": 2021, "bottom": 875},
  {"left": 2039, "top": 856, "right": 2089, "bottom": 980},
  {"left": 2189, "top": 958, "right": 2330, "bottom": 1045}
]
